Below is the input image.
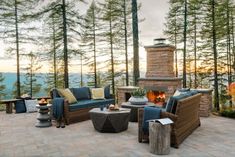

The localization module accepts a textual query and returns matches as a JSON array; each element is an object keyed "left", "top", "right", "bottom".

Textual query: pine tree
[
  {"left": 0, "top": 73, "right": 6, "bottom": 100},
  {"left": 80, "top": 1, "right": 101, "bottom": 87},
  {"left": 164, "top": 0, "right": 184, "bottom": 77},
  {"left": 21, "top": 52, "right": 42, "bottom": 97},
  {"left": 0, "top": 0, "right": 39, "bottom": 97}
]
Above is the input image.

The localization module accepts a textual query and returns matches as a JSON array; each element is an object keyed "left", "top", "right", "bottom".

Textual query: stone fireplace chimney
[{"left": 138, "top": 38, "right": 182, "bottom": 104}]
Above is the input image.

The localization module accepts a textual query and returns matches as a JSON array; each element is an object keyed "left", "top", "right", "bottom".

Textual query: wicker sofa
[
  {"left": 138, "top": 93, "right": 202, "bottom": 148},
  {"left": 51, "top": 86, "right": 115, "bottom": 124}
]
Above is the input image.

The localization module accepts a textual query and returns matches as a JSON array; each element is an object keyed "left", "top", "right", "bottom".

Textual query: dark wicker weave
[
  {"left": 138, "top": 93, "right": 202, "bottom": 148},
  {"left": 89, "top": 108, "right": 130, "bottom": 133}
]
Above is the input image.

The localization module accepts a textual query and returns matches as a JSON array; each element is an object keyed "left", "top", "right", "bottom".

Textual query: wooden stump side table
[
  {"left": 35, "top": 104, "right": 52, "bottom": 128},
  {"left": 149, "top": 121, "right": 171, "bottom": 155}
]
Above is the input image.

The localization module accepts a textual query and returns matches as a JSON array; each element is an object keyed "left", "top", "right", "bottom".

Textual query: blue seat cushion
[
  {"left": 188, "top": 90, "right": 198, "bottom": 96},
  {"left": 15, "top": 99, "right": 26, "bottom": 113},
  {"left": 142, "top": 106, "right": 161, "bottom": 133},
  {"left": 71, "top": 87, "right": 91, "bottom": 100},
  {"left": 104, "top": 85, "right": 111, "bottom": 98},
  {"left": 178, "top": 88, "right": 190, "bottom": 92},
  {"left": 51, "top": 89, "right": 61, "bottom": 98},
  {"left": 165, "top": 96, "right": 175, "bottom": 112},
  {"left": 69, "top": 99, "right": 115, "bottom": 112},
  {"left": 171, "top": 93, "right": 191, "bottom": 114}
]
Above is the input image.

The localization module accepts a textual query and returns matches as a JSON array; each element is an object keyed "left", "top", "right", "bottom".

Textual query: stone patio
[{"left": 0, "top": 112, "right": 235, "bottom": 157}]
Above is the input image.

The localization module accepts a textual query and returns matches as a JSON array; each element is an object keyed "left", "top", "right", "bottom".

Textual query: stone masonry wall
[
  {"left": 117, "top": 86, "right": 139, "bottom": 106},
  {"left": 145, "top": 47, "right": 175, "bottom": 78},
  {"left": 197, "top": 90, "right": 213, "bottom": 117}
]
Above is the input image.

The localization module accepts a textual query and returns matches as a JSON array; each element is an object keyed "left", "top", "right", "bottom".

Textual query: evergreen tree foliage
[
  {"left": 0, "top": 0, "right": 40, "bottom": 97},
  {"left": 165, "top": 0, "right": 235, "bottom": 110},
  {"left": 0, "top": 73, "right": 6, "bottom": 100},
  {"left": 21, "top": 52, "right": 42, "bottom": 97}
]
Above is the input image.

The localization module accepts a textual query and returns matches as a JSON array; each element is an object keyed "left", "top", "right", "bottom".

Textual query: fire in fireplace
[{"left": 147, "top": 90, "right": 166, "bottom": 106}]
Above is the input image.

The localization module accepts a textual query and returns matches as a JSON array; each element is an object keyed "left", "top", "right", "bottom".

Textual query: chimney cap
[{"left": 154, "top": 38, "right": 166, "bottom": 45}]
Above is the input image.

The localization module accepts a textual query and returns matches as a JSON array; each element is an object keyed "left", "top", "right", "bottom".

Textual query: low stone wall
[
  {"left": 195, "top": 89, "right": 213, "bottom": 117},
  {"left": 117, "top": 86, "right": 139, "bottom": 106}
]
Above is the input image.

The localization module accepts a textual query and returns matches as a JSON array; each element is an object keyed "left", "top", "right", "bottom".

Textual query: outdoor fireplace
[
  {"left": 117, "top": 38, "right": 182, "bottom": 106},
  {"left": 138, "top": 38, "right": 182, "bottom": 102}
]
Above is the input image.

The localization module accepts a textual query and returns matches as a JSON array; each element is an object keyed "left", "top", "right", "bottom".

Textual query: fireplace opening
[
  {"left": 147, "top": 90, "right": 166, "bottom": 106},
  {"left": 125, "top": 93, "right": 131, "bottom": 102}
]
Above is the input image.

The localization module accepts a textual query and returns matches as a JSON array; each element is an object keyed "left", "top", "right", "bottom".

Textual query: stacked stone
[{"left": 196, "top": 89, "right": 213, "bottom": 117}]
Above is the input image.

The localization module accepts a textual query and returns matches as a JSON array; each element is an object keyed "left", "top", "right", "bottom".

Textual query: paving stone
[{"left": 0, "top": 112, "right": 235, "bottom": 157}]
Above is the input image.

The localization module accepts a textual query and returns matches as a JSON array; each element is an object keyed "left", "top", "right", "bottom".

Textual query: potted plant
[{"left": 128, "top": 88, "right": 148, "bottom": 105}]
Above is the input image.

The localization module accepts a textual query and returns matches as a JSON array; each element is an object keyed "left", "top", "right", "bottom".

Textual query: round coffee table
[
  {"left": 121, "top": 102, "right": 156, "bottom": 122},
  {"left": 89, "top": 108, "right": 130, "bottom": 133}
]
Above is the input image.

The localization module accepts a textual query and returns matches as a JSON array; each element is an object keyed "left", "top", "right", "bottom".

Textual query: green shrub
[{"left": 220, "top": 109, "right": 235, "bottom": 119}]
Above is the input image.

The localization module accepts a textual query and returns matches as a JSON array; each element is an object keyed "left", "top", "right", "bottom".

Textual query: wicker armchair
[{"left": 138, "top": 93, "right": 202, "bottom": 148}]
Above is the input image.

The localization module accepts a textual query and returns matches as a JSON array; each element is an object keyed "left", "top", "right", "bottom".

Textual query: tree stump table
[
  {"left": 149, "top": 121, "right": 171, "bottom": 155},
  {"left": 35, "top": 104, "right": 52, "bottom": 128}
]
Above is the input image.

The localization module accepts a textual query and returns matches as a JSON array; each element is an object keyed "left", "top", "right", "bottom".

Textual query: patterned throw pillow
[
  {"left": 91, "top": 88, "right": 105, "bottom": 100},
  {"left": 57, "top": 88, "right": 77, "bottom": 104},
  {"left": 25, "top": 99, "right": 38, "bottom": 113}
]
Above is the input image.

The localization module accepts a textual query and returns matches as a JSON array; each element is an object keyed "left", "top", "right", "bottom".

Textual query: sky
[{"left": 0, "top": 0, "right": 169, "bottom": 73}]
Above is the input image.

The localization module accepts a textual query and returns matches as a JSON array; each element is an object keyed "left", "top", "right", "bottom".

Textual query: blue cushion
[
  {"left": 165, "top": 96, "right": 174, "bottom": 112},
  {"left": 142, "top": 106, "right": 161, "bottom": 133},
  {"left": 104, "top": 85, "right": 111, "bottom": 98},
  {"left": 178, "top": 88, "right": 190, "bottom": 92},
  {"left": 51, "top": 89, "right": 61, "bottom": 98},
  {"left": 71, "top": 87, "right": 91, "bottom": 100},
  {"left": 15, "top": 99, "right": 26, "bottom": 113},
  {"left": 69, "top": 99, "right": 115, "bottom": 111},
  {"left": 171, "top": 93, "right": 191, "bottom": 114},
  {"left": 188, "top": 90, "right": 198, "bottom": 96}
]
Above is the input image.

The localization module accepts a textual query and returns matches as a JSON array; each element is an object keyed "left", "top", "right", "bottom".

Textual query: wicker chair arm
[{"left": 160, "top": 111, "right": 178, "bottom": 123}]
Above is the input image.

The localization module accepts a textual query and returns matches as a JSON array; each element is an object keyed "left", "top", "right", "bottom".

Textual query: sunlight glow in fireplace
[{"left": 147, "top": 90, "right": 166, "bottom": 106}]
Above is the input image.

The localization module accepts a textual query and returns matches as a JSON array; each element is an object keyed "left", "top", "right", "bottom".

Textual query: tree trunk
[
  {"left": 62, "top": 0, "right": 69, "bottom": 88},
  {"left": 80, "top": 54, "right": 83, "bottom": 87},
  {"left": 231, "top": 11, "right": 235, "bottom": 76},
  {"left": 194, "top": 12, "right": 197, "bottom": 88},
  {"left": 226, "top": 0, "right": 232, "bottom": 107},
  {"left": 132, "top": 0, "right": 139, "bottom": 86},
  {"left": 92, "top": 3, "right": 97, "bottom": 88},
  {"left": 174, "top": 13, "right": 178, "bottom": 77},
  {"left": 52, "top": 15, "right": 57, "bottom": 88},
  {"left": 211, "top": 0, "right": 220, "bottom": 111},
  {"left": 15, "top": 0, "right": 21, "bottom": 97},
  {"left": 183, "top": 0, "right": 187, "bottom": 88},
  {"left": 123, "top": 0, "right": 129, "bottom": 86},
  {"left": 109, "top": 4, "right": 115, "bottom": 95}
]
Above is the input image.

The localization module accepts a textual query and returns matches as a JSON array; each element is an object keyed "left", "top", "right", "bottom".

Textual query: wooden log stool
[{"left": 149, "top": 121, "right": 171, "bottom": 155}]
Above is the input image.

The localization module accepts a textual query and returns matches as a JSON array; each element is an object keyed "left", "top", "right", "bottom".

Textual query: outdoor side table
[
  {"left": 149, "top": 121, "right": 171, "bottom": 155},
  {"left": 121, "top": 102, "right": 155, "bottom": 122},
  {"left": 89, "top": 108, "right": 130, "bottom": 133},
  {"left": 0, "top": 99, "right": 20, "bottom": 113},
  {"left": 35, "top": 104, "right": 52, "bottom": 128}
]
